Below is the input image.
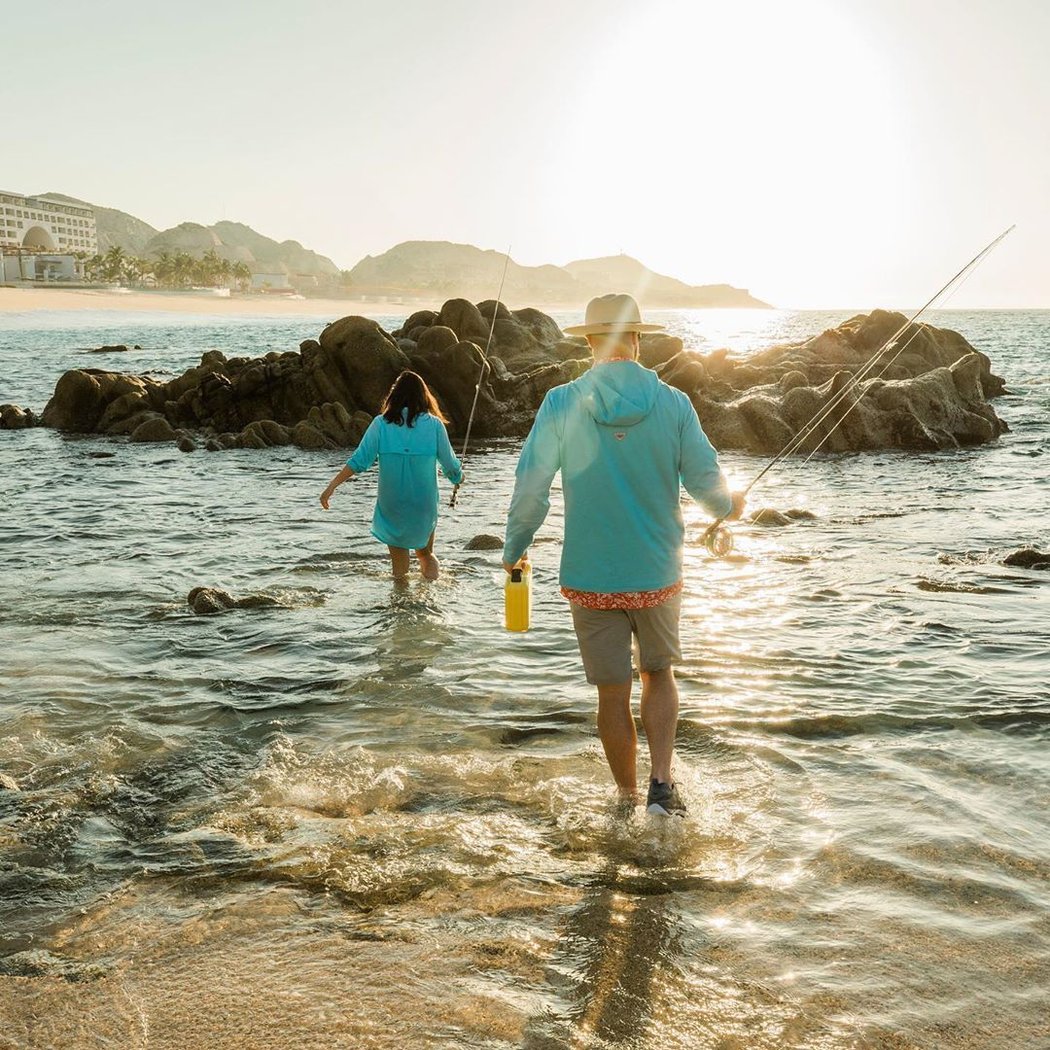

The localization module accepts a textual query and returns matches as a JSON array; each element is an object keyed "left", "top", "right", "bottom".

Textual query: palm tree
[
  {"left": 101, "top": 245, "right": 127, "bottom": 283},
  {"left": 153, "top": 250, "right": 177, "bottom": 287},
  {"left": 231, "top": 261, "right": 252, "bottom": 291},
  {"left": 84, "top": 254, "right": 104, "bottom": 281},
  {"left": 173, "top": 252, "right": 195, "bottom": 288}
]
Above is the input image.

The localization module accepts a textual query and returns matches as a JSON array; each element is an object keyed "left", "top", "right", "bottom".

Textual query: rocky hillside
[
  {"left": 145, "top": 221, "right": 339, "bottom": 278},
  {"left": 348, "top": 241, "right": 769, "bottom": 308}
]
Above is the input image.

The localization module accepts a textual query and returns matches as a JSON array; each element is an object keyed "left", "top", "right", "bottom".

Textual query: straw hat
[{"left": 563, "top": 293, "right": 665, "bottom": 336}]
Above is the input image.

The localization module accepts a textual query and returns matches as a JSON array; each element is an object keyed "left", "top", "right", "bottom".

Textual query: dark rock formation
[
  {"left": 674, "top": 310, "right": 1008, "bottom": 453},
  {"left": 37, "top": 301, "right": 583, "bottom": 449},
  {"left": 32, "top": 304, "right": 1007, "bottom": 457},
  {"left": 86, "top": 344, "right": 140, "bottom": 353}
]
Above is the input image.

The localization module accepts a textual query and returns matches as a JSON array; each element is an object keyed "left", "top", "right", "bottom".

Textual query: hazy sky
[{"left": 3, "top": 0, "right": 1047, "bottom": 307}]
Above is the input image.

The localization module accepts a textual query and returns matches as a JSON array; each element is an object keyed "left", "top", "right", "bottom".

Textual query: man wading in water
[{"left": 502, "top": 294, "right": 744, "bottom": 816}]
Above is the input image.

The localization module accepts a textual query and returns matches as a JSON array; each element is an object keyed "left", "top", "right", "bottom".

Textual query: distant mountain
[
  {"left": 563, "top": 255, "right": 765, "bottom": 308},
  {"left": 40, "top": 194, "right": 340, "bottom": 284},
  {"left": 347, "top": 241, "right": 578, "bottom": 302},
  {"left": 37, "top": 194, "right": 769, "bottom": 305},
  {"left": 349, "top": 240, "right": 769, "bottom": 308},
  {"left": 145, "top": 221, "right": 339, "bottom": 279},
  {"left": 38, "top": 192, "right": 158, "bottom": 255}
]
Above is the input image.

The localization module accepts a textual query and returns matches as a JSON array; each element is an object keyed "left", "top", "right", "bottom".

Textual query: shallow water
[{"left": 1, "top": 308, "right": 1048, "bottom": 1049}]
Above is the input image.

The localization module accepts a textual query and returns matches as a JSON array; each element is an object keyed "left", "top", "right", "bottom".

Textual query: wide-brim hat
[{"left": 563, "top": 293, "right": 665, "bottom": 336}]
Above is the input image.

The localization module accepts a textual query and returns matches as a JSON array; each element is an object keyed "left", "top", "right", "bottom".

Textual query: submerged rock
[
  {"left": 35, "top": 306, "right": 1007, "bottom": 457},
  {"left": 86, "top": 343, "right": 140, "bottom": 353},
  {"left": 465, "top": 534, "right": 504, "bottom": 551},
  {"left": 748, "top": 507, "right": 818, "bottom": 526},
  {"left": 1003, "top": 548, "right": 1050, "bottom": 570},
  {"left": 750, "top": 508, "right": 792, "bottom": 526},
  {"left": 0, "top": 949, "right": 110, "bottom": 981},
  {"left": 187, "top": 587, "right": 285, "bottom": 614}
]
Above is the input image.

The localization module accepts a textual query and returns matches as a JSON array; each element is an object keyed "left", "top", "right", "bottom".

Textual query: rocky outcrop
[
  {"left": 38, "top": 302, "right": 585, "bottom": 449},
  {"left": 666, "top": 310, "right": 1008, "bottom": 453},
  {"left": 33, "top": 304, "right": 1007, "bottom": 456}
]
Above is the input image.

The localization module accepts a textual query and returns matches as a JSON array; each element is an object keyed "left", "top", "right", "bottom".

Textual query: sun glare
[{"left": 543, "top": 0, "right": 910, "bottom": 304}]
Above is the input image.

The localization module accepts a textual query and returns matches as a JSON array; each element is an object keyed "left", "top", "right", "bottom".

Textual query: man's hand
[
  {"left": 503, "top": 552, "right": 529, "bottom": 574},
  {"left": 726, "top": 491, "right": 746, "bottom": 521},
  {"left": 320, "top": 488, "right": 333, "bottom": 510}
]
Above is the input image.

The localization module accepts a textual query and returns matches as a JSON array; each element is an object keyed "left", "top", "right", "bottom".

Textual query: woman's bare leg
[
  {"left": 388, "top": 546, "right": 411, "bottom": 578},
  {"left": 416, "top": 532, "right": 440, "bottom": 581}
]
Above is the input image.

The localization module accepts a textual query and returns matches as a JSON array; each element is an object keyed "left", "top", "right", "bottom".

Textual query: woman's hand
[{"left": 320, "top": 467, "right": 354, "bottom": 510}]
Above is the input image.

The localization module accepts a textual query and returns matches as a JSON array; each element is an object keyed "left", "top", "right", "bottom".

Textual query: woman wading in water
[{"left": 320, "top": 371, "right": 463, "bottom": 580}]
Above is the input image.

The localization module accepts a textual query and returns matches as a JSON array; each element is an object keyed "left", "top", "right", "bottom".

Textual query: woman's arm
[
  {"left": 320, "top": 466, "right": 354, "bottom": 510},
  {"left": 436, "top": 421, "right": 464, "bottom": 485},
  {"left": 321, "top": 416, "right": 381, "bottom": 509}
]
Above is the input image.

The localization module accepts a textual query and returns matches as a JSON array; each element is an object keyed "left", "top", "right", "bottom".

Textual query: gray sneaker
[{"left": 646, "top": 779, "right": 687, "bottom": 817}]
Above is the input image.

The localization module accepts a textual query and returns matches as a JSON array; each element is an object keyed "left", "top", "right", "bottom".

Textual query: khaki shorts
[{"left": 569, "top": 594, "right": 683, "bottom": 685}]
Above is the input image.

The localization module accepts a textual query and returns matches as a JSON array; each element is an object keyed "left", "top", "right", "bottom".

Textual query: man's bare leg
[
  {"left": 415, "top": 531, "right": 440, "bottom": 581},
  {"left": 640, "top": 668, "right": 678, "bottom": 785},
  {"left": 388, "top": 546, "right": 411, "bottom": 579},
  {"left": 596, "top": 680, "right": 637, "bottom": 796}
]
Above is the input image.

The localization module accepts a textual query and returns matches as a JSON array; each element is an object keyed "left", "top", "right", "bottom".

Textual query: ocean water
[{"left": 0, "top": 307, "right": 1048, "bottom": 1049}]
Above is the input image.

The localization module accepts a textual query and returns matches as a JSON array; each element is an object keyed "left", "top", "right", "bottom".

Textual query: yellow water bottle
[{"left": 504, "top": 562, "right": 531, "bottom": 632}]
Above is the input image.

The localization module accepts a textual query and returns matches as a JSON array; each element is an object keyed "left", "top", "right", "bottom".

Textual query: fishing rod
[
  {"left": 449, "top": 247, "right": 512, "bottom": 508},
  {"left": 701, "top": 225, "right": 1015, "bottom": 557}
]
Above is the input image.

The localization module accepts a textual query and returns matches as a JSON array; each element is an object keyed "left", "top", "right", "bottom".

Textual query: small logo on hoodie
[{"left": 614, "top": 432, "right": 626, "bottom": 440}]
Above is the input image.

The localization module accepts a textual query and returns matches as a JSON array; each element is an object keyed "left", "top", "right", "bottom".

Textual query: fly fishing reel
[{"left": 702, "top": 521, "right": 734, "bottom": 558}]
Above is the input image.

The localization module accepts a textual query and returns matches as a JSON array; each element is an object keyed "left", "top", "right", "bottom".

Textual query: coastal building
[
  {"left": 250, "top": 271, "right": 292, "bottom": 291},
  {"left": 0, "top": 190, "right": 97, "bottom": 281}
]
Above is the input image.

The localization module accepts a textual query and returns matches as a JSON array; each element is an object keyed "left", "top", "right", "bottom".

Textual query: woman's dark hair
[{"left": 381, "top": 370, "right": 447, "bottom": 427}]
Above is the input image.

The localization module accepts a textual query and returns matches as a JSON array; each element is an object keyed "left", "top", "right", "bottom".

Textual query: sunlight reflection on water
[{"left": 0, "top": 309, "right": 1048, "bottom": 1048}]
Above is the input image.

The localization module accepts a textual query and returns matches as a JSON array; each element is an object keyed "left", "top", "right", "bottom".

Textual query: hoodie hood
[{"left": 577, "top": 361, "right": 660, "bottom": 427}]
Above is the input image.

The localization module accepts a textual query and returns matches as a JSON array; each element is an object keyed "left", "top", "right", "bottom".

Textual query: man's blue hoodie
[{"left": 503, "top": 360, "right": 732, "bottom": 592}]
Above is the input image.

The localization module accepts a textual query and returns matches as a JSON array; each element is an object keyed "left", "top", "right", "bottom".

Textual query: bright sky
[{"left": 2, "top": 0, "right": 1047, "bottom": 307}]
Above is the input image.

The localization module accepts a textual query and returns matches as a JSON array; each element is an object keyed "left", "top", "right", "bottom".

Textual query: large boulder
[
  {"left": 437, "top": 299, "right": 490, "bottom": 342},
  {"left": 42, "top": 370, "right": 163, "bottom": 432},
  {"left": 316, "top": 316, "right": 409, "bottom": 410}
]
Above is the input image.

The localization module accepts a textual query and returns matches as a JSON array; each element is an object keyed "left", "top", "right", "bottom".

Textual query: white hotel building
[{"left": 0, "top": 190, "right": 98, "bottom": 281}]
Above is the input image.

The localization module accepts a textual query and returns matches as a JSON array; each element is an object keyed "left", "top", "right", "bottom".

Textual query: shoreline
[{"left": 0, "top": 287, "right": 409, "bottom": 318}]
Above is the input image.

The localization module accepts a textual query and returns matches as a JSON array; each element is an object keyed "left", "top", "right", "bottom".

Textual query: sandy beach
[{"left": 0, "top": 286, "right": 399, "bottom": 318}]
